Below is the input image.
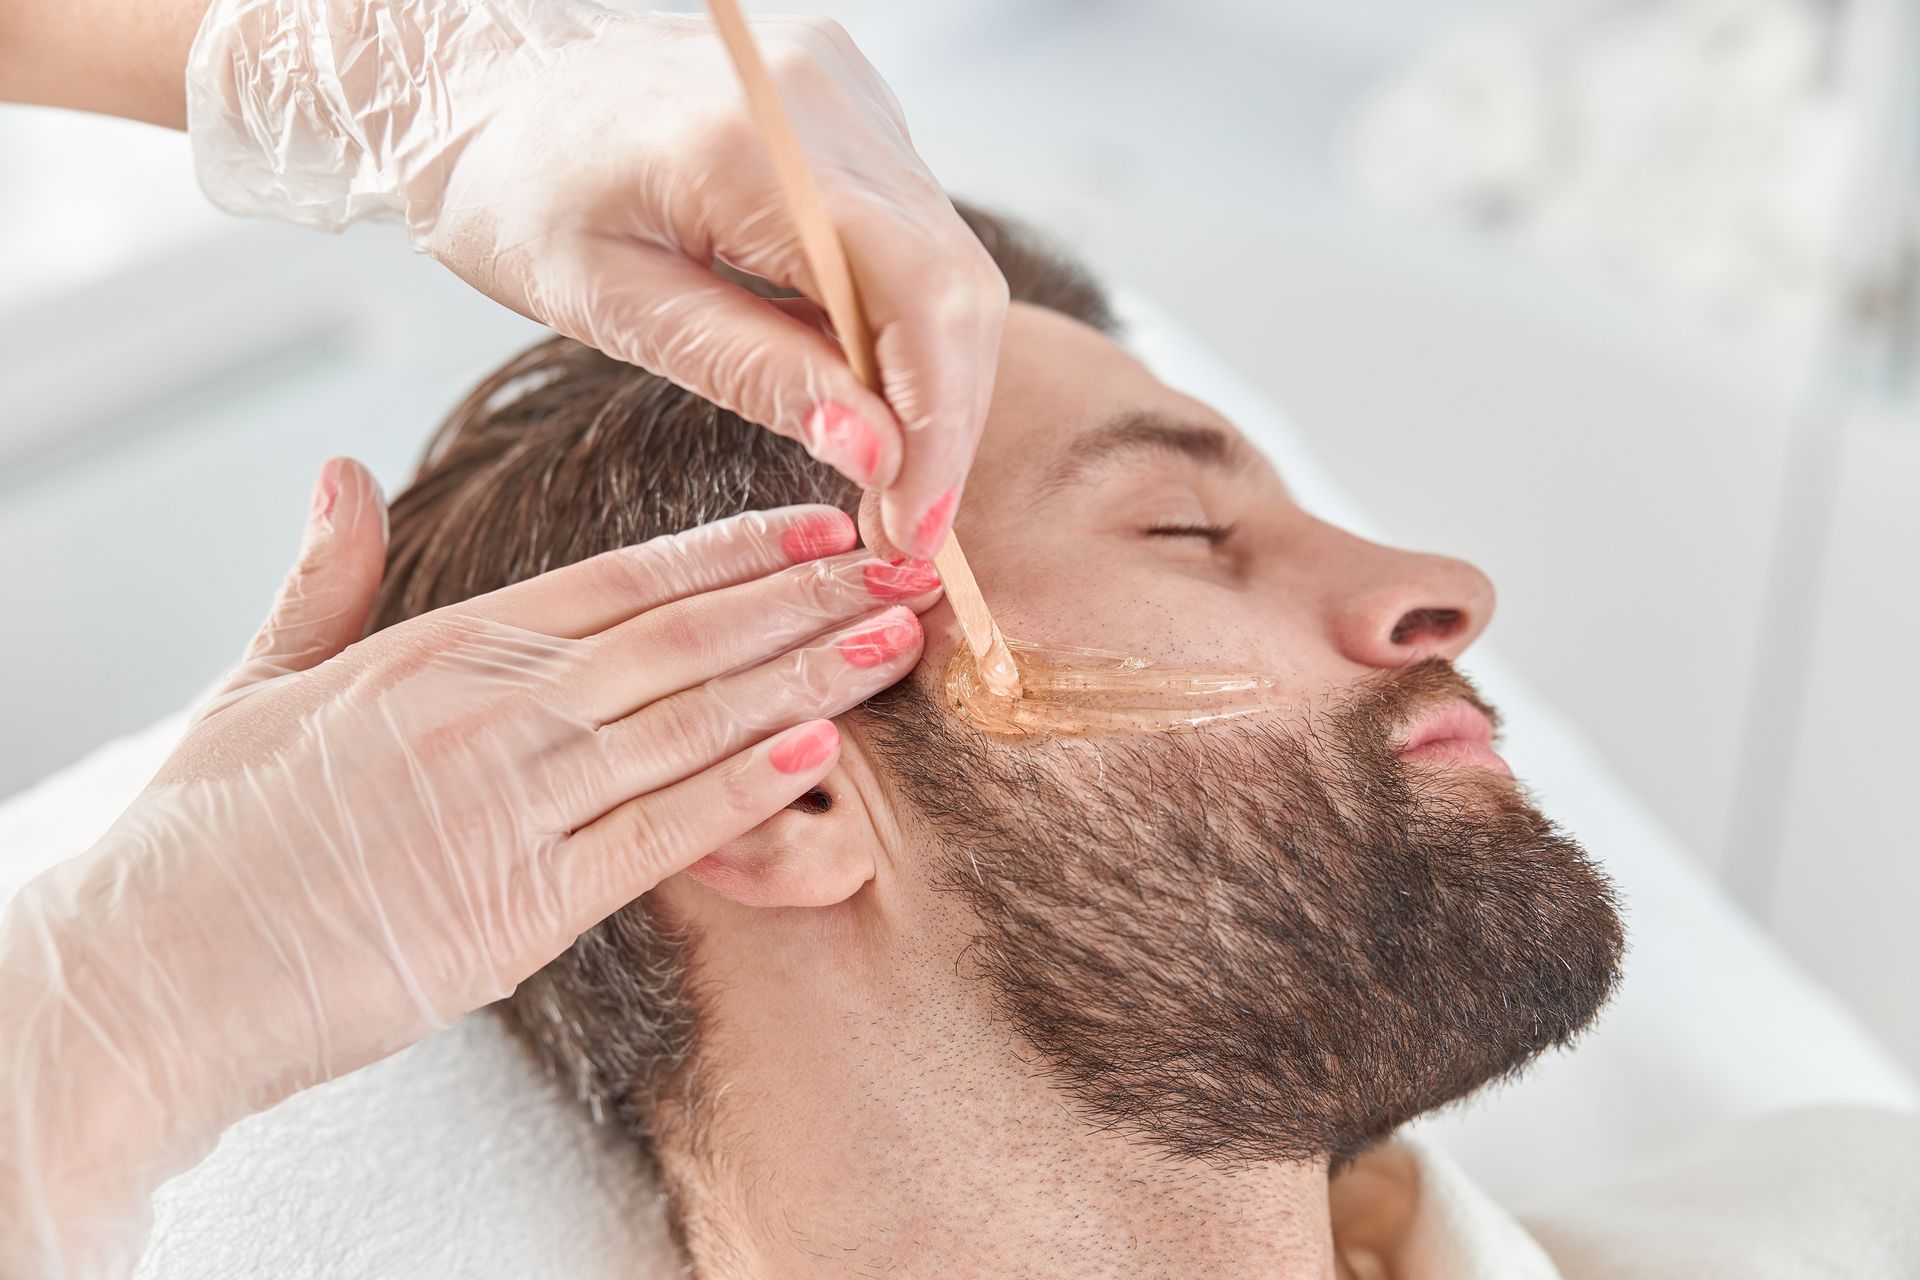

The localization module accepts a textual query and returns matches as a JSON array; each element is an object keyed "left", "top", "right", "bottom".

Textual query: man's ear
[{"left": 680, "top": 762, "right": 879, "bottom": 908}]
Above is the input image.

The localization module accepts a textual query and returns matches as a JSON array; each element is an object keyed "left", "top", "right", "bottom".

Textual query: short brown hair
[{"left": 366, "top": 203, "right": 1114, "bottom": 1210}]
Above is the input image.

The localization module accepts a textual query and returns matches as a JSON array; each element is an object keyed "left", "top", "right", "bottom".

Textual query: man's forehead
[{"left": 975, "top": 303, "right": 1253, "bottom": 488}]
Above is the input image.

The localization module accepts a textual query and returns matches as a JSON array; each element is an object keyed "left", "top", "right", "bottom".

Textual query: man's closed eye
[{"left": 1145, "top": 522, "right": 1235, "bottom": 546}]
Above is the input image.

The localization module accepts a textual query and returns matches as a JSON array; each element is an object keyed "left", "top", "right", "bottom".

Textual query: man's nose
[{"left": 1319, "top": 534, "right": 1496, "bottom": 670}]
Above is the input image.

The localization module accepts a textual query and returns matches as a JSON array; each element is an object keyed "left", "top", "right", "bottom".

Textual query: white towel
[{"left": 137, "top": 1015, "right": 683, "bottom": 1279}]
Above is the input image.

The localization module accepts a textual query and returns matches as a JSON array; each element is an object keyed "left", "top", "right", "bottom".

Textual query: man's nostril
[{"left": 1390, "top": 608, "right": 1464, "bottom": 647}]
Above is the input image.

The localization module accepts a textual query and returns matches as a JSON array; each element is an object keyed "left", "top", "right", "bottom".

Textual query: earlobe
[{"left": 682, "top": 770, "right": 877, "bottom": 908}]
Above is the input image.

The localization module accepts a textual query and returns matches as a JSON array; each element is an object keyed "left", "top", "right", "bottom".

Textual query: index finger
[
  {"left": 843, "top": 210, "right": 1009, "bottom": 558},
  {"left": 466, "top": 505, "right": 856, "bottom": 638}
]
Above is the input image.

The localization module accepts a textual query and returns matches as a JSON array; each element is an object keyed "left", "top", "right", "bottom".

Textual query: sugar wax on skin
[{"left": 944, "top": 639, "right": 1285, "bottom": 739}]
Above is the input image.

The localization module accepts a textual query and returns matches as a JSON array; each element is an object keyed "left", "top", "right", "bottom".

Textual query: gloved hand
[
  {"left": 184, "top": 0, "right": 1007, "bottom": 560},
  {"left": 0, "top": 458, "right": 939, "bottom": 1278}
]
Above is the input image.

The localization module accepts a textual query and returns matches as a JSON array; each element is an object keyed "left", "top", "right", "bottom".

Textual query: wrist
[
  {"left": 182, "top": 0, "right": 609, "bottom": 237},
  {"left": 0, "top": 865, "right": 225, "bottom": 1277},
  {"left": 185, "top": 0, "right": 413, "bottom": 229}
]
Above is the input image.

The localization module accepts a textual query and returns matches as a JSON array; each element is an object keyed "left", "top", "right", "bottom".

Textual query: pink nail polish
[
  {"left": 805, "top": 402, "right": 884, "bottom": 485},
  {"left": 913, "top": 488, "right": 957, "bottom": 558},
  {"left": 862, "top": 556, "right": 941, "bottom": 601},
  {"left": 837, "top": 609, "right": 923, "bottom": 668},
  {"left": 771, "top": 720, "right": 839, "bottom": 774},
  {"left": 780, "top": 511, "right": 857, "bottom": 563}
]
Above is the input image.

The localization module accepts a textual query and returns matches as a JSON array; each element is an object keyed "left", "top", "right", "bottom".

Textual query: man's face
[
  {"left": 844, "top": 303, "right": 1624, "bottom": 1165},
  {"left": 908, "top": 304, "right": 1492, "bottom": 713}
]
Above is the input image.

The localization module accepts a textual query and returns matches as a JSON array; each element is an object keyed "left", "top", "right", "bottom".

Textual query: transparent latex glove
[
  {"left": 0, "top": 459, "right": 940, "bottom": 1278},
  {"left": 184, "top": 0, "right": 1007, "bottom": 560}
]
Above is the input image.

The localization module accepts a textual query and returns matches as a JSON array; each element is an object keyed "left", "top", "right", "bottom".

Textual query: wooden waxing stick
[{"left": 705, "top": 0, "right": 1022, "bottom": 699}]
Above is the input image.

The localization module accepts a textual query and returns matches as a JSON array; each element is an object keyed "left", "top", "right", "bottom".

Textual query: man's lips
[{"left": 1394, "top": 700, "right": 1514, "bottom": 777}]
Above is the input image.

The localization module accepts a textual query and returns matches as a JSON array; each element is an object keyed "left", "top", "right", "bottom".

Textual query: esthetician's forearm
[{"left": 0, "top": 0, "right": 213, "bottom": 127}]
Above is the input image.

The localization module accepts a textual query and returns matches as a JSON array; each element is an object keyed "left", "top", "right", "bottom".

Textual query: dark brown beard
[{"left": 854, "top": 659, "right": 1625, "bottom": 1167}]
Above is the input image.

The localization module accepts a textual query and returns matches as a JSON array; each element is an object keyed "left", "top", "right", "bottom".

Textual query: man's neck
[{"left": 660, "top": 973, "right": 1344, "bottom": 1280}]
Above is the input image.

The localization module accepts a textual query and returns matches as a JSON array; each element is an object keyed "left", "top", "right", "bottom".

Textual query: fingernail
[
  {"left": 805, "top": 402, "right": 884, "bottom": 485},
  {"left": 780, "top": 511, "right": 857, "bottom": 563},
  {"left": 306, "top": 459, "right": 342, "bottom": 540},
  {"left": 912, "top": 488, "right": 957, "bottom": 558},
  {"left": 862, "top": 556, "right": 941, "bottom": 601},
  {"left": 837, "top": 608, "right": 922, "bottom": 668},
  {"left": 771, "top": 720, "right": 839, "bottom": 774}
]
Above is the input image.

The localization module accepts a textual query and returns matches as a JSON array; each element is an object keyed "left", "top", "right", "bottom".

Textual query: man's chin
[{"left": 856, "top": 667, "right": 1626, "bottom": 1167}]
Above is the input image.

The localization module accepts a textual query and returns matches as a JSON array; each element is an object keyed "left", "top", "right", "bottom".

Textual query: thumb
[{"left": 205, "top": 458, "right": 389, "bottom": 713}]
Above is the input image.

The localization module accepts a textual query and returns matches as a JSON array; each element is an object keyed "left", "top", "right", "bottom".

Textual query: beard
[{"left": 854, "top": 658, "right": 1624, "bottom": 1168}]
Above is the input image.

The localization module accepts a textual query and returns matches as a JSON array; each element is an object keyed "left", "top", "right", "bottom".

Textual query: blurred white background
[{"left": 3, "top": 0, "right": 1916, "bottom": 1070}]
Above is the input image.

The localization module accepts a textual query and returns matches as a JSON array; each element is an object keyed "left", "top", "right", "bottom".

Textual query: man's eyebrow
[{"left": 1036, "top": 411, "right": 1251, "bottom": 498}]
